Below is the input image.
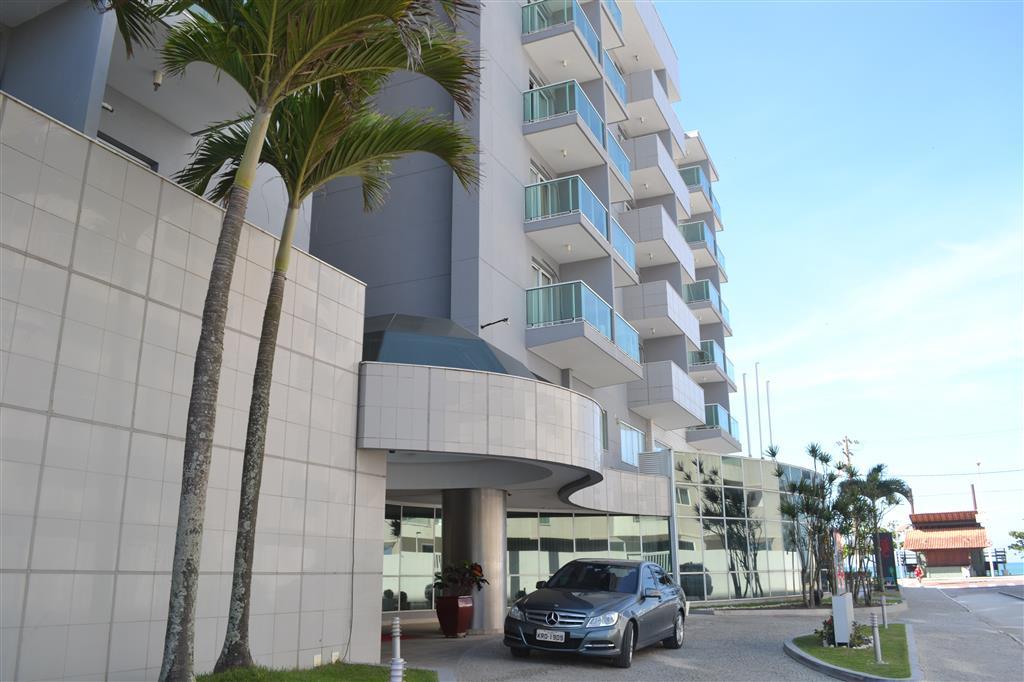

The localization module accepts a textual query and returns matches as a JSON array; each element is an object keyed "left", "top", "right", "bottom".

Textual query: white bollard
[
  {"left": 881, "top": 594, "right": 888, "bottom": 628},
  {"left": 871, "top": 613, "right": 883, "bottom": 664},
  {"left": 390, "top": 616, "right": 405, "bottom": 682}
]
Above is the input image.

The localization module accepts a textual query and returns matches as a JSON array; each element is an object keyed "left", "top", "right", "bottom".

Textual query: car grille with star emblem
[{"left": 524, "top": 609, "right": 587, "bottom": 628}]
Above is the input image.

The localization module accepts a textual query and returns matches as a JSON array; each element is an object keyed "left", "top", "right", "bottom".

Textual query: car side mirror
[
  {"left": 643, "top": 588, "right": 661, "bottom": 599},
  {"left": 536, "top": 581, "right": 547, "bottom": 589}
]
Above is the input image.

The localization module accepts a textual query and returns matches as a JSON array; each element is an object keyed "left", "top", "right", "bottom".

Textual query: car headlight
[
  {"left": 507, "top": 605, "right": 524, "bottom": 621},
  {"left": 585, "top": 612, "right": 619, "bottom": 628}
]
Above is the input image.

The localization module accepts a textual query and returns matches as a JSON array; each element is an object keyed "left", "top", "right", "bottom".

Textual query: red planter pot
[{"left": 435, "top": 595, "right": 474, "bottom": 637}]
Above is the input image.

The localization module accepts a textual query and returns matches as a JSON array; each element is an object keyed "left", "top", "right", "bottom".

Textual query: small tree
[
  {"left": 1009, "top": 530, "right": 1024, "bottom": 556},
  {"left": 841, "top": 464, "right": 912, "bottom": 595}
]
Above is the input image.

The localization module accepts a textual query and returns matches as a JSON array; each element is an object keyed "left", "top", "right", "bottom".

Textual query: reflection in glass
[
  {"left": 507, "top": 512, "right": 540, "bottom": 577},
  {"left": 609, "top": 515, "right": 641, "bottom": 559},
  {"left": 641, "top": 516, "right": 670, "bottom": 571},
  {"left": 383, "top": 505, "right": 401, "bottom": 577},
  {"left": 540, "top": 513, "right": 574, "bottom": 576},
  {"left": 743, "top": 458, "right": 763, "bottom": 488},
  {"left": 724, "top": 487, "right": 745, "bottom": 518},
  {"left": 679, "top": 573, "right": 709, "bottom": 601},
  {"left": 675, "top": 484, "right": 699, "bottom": 516},
  {"left": 575, "top": 515, "right": 610, "bottom": 555},
  {"left": 721, "top": 456, "right": 743, "bottom": 486},
  {"left": 401, "top": 575, "right": 434, "bottom": 611},
  {"left": 382, "top": 576, "right": 400, "bottom": 612},
  {"left": 400, "top": 506, "right": 435, "bottom": 576}
]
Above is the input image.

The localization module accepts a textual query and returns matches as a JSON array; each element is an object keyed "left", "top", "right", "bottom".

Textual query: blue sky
[{"left": 657, "top": 0, "right": 1024, "bottom": 552}]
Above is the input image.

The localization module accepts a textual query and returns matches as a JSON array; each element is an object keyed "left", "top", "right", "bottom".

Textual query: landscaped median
[
  {"left": 197, "top": 662, "right": 438, "bottom": 682},
  {"left": 784, "top": 623, "right": 919, "bottom": 681}
]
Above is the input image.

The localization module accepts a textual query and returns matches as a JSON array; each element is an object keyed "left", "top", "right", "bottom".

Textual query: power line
[
  {"left": 911, "top": 488, "right": 1024, "bottom": 498},
  {"left": 860, "top": 427, "right": 1022, "bottom": 443},
  {"left": 894, "top": 468, "right": 1024, "bottom": 478}
]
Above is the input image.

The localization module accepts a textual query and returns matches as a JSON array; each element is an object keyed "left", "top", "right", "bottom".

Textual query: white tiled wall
[
  {"left": 0, "top": 94, "right": 381, "bottom": 681},
  {"left": 357, "top": 361, "right": 665, "bottom": 515}
]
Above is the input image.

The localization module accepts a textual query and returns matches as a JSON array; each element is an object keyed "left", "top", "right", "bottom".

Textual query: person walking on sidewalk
[{"left": 914, "top": 565, "right": 924, "bottom": 585}]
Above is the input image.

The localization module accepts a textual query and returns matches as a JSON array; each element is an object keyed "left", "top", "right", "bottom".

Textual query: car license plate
[{"left": 535, "top": 629, "right": 565, "bottom": 643}]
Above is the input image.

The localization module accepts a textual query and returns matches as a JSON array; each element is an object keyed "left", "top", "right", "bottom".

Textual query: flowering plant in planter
[
  {"left": 814, "top": 616, "right": 872, "bottom": 647},
  {"left": 433, "top": 561, "right": 488, "bottom": 597}
]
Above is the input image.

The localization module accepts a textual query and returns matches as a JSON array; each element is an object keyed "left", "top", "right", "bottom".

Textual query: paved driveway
[
  {"left": 900, "top": 584, "right": 1024, "bottom": 681},
  {"left": 391, "top": 610, "right": 830, "bottom": 682}
]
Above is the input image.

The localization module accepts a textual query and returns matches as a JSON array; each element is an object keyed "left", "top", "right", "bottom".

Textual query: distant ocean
[{"left": 1006, "top": 562, "right": 1024, "bottom": 576}]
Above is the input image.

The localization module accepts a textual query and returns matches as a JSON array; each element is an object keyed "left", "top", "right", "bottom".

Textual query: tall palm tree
[
  {"left": 154, "top": 3, "right": 477, "bottom": 679},
  {"left": 176, "top": 81, "right": 477, "bottom": 671},
  {"left": 841, "top": 464, "right": 912, "bottom": 593}
]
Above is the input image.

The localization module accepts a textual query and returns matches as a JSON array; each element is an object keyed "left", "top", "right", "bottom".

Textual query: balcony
[
  {"left": 621, "top": 280, "right": 700, "bottom": 347},
  {"left": 678, "top": 164, "right": 722, "bottom": 229},
  {"left": 602, "top": 51, "right": 627, "bottom": 121},
  {"left": 680, "top": 220, "right": 726, "bottom": 281},
  {"left": 617, "top": 0, "right": 680, "bottom": 102},
  {"left": 524, "top": 176, "right": 611, "bottom": 264},
  {"left": 626, "top": 133, "right": 690, "bottom": 219},
  {"left": 622, "top": 69, "right": 685, "bottom": 159},
  {"left": 688, "top": 340, "right": 737, "bottom": 390},
  {"left": 522, "top": 0, "right": 602, "bottom": 83},
  {"left": 686, "top": 404, "right": 742, "bottom": 454},
  {"left": 618, "top": 205, "right": 695, "bottom": 278},
  {"left": 606, "top": 128, "right": 632, "bottom": 202},
  {"left": 610, "top": 217, "right": 638, "bottom": 286},
  {"left": 684, "top": 280, "right": 732, "bottom": 334},
  {"left": 600, "top": 0, "right": 625, "bottom": 48},
  {"left": 628, "top": 361, "right": 705, "bottom": 430},
  {"left": 526, "top": 281, "right": 643, "bottom": 387},
  {"left": 523, "top": 81, "right": 605, "bottom": 173}
]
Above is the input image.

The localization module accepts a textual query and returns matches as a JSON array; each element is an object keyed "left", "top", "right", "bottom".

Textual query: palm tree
[
  {"left": 841, "top": 464, "right": 912, "bottom": 594},
  {"left": 154, "top": 3, "right": 477, "bottom": 679},
  {"left": 176, "top": 80, "right": 477, "bottom": 671}
]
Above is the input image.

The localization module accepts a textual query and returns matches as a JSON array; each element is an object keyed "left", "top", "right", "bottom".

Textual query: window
[
  {"left": 601, "top": 410, "right": 609, "bottom": 450},
  {"left": 653, "top": 565, "right": 673, "bottom": 586},
  {"left": 531, "top": 261, "right": 555, "bottom": 287},
  {"left": 619, "top": 421, "right": 645, "bottom": 466},
  {"left": 654, "top": 439, "right": 670, "bottom": 452},
  {"left": 528, "top": 71, "right": 545, "bottom": 90},
  {"left": 642, "top": 566, "right": 659, "bottom": 592},
  {"left": 529, "top": 163, "right": 547, "bottom": 185}
]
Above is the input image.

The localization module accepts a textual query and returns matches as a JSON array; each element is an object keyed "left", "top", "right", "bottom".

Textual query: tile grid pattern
[{"left": 0, "top": 94, "right": 380, "bottom": 680}]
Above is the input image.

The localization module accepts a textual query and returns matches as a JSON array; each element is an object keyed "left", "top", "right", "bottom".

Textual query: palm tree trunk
[
  {"left": 214, "top": 204, "right": 299, "bottom": 673},
  {"left": 161, "top": 105, "right": 272, "bottom": 682}
]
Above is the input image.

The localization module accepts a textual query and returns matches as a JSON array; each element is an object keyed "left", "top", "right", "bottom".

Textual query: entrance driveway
[{"left": 385, "top": 610, "right": 829, "bottom": 681}]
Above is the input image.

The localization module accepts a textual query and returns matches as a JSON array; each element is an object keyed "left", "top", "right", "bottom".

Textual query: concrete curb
[
  {"left": 997, "top": 590, "right": 1024, "bottom": 601},
  {"left": 783, "top": 624, "right": 921, "bottom": 682}
]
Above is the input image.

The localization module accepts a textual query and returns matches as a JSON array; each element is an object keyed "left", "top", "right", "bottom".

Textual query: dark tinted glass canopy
[{"left": 363, "top": 314, "right": 540, "bottom": 380}]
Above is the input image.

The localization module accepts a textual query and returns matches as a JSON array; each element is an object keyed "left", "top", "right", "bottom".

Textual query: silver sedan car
[{"left": 503, "top": 559, "right": 686, "bottom": 668}]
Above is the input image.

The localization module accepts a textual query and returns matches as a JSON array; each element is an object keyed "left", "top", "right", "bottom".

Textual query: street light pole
[
  {"left": 765, "top": 379, "right": 774, "bottom": 447},
  {"left": 742, "top": 373, "right": 754, "bottom": 457},
  {"left": 754, "top": 362, "right": 764, "bottom": 458}
]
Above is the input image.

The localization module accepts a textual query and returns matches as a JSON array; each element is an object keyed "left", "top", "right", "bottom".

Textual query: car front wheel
[
  {"left": 614, "top": 621, "right": 635, "bottom": 669},
  {"left": 662, "top": 611, "right": 684, "bottom": 649}
]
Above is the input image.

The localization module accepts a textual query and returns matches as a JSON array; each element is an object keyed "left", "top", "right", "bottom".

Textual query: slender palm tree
[
  {"left": 176, "top": 81, "right": 477, "bottom": 671},
  {"left": 841, "top": 464, "right": 912, "bottom": 594},
  {"left": 154, "top": 3, "right": 477, "bottom": 679}
]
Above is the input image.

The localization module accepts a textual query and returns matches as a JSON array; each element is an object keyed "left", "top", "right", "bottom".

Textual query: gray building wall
[{"left": 0, "top": 0, "right": 115, "bottom": 136}]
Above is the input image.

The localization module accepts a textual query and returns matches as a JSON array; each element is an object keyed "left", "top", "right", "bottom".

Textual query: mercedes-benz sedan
[{"left": 503, "top": 559, "right": 686, "bottom": 668}]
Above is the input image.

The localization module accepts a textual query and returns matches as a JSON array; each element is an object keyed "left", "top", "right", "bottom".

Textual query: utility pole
[
  {"left": 837, "top": 435, "right": 859, "bottom": 470},
  {"left": 765, "top": 379, "right": 774, "bottom": 447},
  {"left": 742, "top": 373, "right": 754, "bottom": 457},
  {"left": 754, "top": 362, "right": 764, "bottom": 458},
  {"left": 977, "top": 461, "right": 997, "bottom": 578}
]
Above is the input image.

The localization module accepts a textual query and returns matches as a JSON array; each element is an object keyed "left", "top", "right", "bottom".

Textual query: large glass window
[
  {"left": 574, "top": 515, "right": 609, "bottom": 554},
  {"left": 539, "top": 513, "right": 574, "bottom": 576},
  {"left": 507, "top": 511, "right": 540, "bottom": 577},
  {"left": 609, "top": 515, "right": 641, "bottom": 559},
  {"left": 619, "top": 421, "right": 644, "bottom": 466}
]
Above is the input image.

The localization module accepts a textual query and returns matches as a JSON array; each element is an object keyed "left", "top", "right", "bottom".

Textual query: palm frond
[{"left": 91, "top": 0, "right": 160, "bottom": 58}]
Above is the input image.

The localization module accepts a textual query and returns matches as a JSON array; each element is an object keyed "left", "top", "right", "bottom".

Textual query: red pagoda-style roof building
[{"left": 904, "top": 510, "right": 990, "bottom": 573}]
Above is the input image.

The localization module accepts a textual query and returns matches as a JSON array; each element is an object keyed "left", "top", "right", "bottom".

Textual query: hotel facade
[{"left": 0, "top": 2, "right": 810, "bottom": 679}]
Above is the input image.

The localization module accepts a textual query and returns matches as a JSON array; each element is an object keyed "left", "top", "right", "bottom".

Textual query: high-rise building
[
  {"left": 310, "top": 0, "right": 742, "bottom": 630},
  {"left": 0, "top": 3, "right": 809, "bottom": 679}
]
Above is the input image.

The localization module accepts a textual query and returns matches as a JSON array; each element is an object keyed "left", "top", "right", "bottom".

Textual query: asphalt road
[{"left": 901, "top": 584, "right": 1024, "bottom": 681}]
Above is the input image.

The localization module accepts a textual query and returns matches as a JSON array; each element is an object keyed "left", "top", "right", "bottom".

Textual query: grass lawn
[
  {"left": 198, "top": 662, "right": 439, "bottom": 682},
  {"left": 793, "top": 623, "right": 911, "bottom": 679}
]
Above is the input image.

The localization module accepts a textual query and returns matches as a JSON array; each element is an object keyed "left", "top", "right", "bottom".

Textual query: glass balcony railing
[
  {"left": 610, "top": 217, "right": 636, "bottom": 270},
  {"left": 680, "top": 220, "right": 726, "bottom": 271},
  {"left": 679, "top": 164, "right": 712, "bottom": 198},
  {"left": 614, "top": 313, "right": 641, "bottom": 363},
  {"left": 691, "top": 403, "right": 740, "bottom": 439},
  {"left": 720, "top": 299, "right": 731, "bottom": 328},
  {"left": 602, "top": 50, "right": 627, "bottom": 103},
  {"left": 522, "top": 0, "right": 600, "bottom": 60},
  {"left": 710, "top": 187, "right": 722, "bottom": 221},
  {"left": 525, "top": 176, "right": 608, "bottom": 239},
  {"left": 684, "top": 279, "right": 721, "bottom": 310},
  {"left": 606, "top": 129, "right": 631, "bottom": 182},
  {"left": 526, "top": 280, "right": 612, "bottom": 340},
  {"left": 603, "top": 0, "right": 623, "bottom": 32},
  {"left": 688, "top": 340, "right": 735, "bottom": 383},
  {"left": 523, "top": 80, "right": 604, "bottom": 144}
]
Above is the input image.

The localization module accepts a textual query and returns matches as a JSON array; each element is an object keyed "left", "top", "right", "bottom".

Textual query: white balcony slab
[
  {"left": 617, "top": 205, "right": 695, "bottom": 280},
  {"left": 523, "top": 112, "right": 605, "bottom": 174},
  {"left": 626, "top": 133, "right": 690, "bottom": 219},
  {"left": 628, "top": 360, "right": 705, "bottom": 430},
  {"left": 526, "top": 321, "right": 643, "bottom": 388},
  {"left": 621, "top": 280, "right": 700, "bottom": 347}
]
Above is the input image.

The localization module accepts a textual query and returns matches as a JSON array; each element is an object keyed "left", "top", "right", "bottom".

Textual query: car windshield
[{"left": 546, "top": 563, "right": 640, "bottom": 593}]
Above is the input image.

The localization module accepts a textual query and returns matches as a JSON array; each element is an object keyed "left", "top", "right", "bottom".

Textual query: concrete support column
[
  {"left": 0, "top": 0, "right": 116, "bottom": 135},
  {"left": 441, "top": 488, "right": 507, "bottom": 633}
]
